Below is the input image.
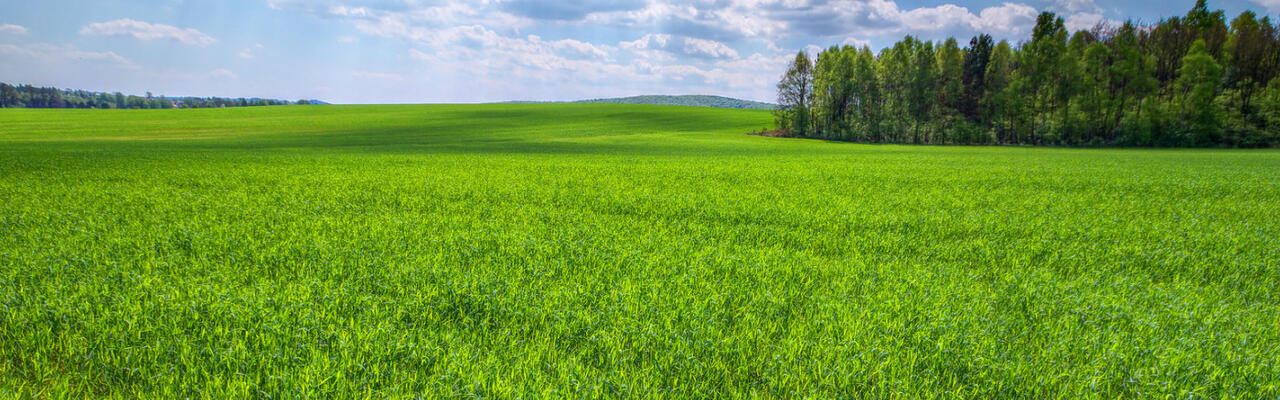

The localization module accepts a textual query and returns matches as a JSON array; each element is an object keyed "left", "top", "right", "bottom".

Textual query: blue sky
[{"left": 1, "top": 0, "right": 1275, "bottom": 104}]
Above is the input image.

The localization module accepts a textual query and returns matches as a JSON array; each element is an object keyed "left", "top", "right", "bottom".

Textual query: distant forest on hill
[
  {"left": 503, "top": 95, "right": 775, "bottom": 110},
  {"left": 775, "top": 0, "right": 1280, "bottom": 147},
  {"left": 0, "top": 82, "right": 323, "bottom": 109},
  {"left": 575, "top": 95, "right": 774, "bottom": 110}
]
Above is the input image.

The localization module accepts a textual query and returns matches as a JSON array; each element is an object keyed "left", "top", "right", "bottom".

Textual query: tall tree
[
  {"left": 1080, "top": 41, "right": 1115, "bottom": 141},
  {"left": 1110, "top": 22, "right": 1159, "bottom": 139},
  {"left": 1021, "top": 12, "right": 1068, "bottom": 143},
  {"left": 982, "top": 40, "right": 1017, "bottom": 143},
  {"left": 770, "top": 0, "right": 1277, "bottom": 148},
  {"left": 1176, "top": 40, "right": 1224, "bottom": 145},
  {"left": 812, "top": 46, "right": 856, "bottom": 139},
  {"left": 907, "top": 39, "right": 937, "bottom": 143},
  {"left": 880, "top": 40, "right": 914, "bottom": 142},
  {"left": 1225, "top": 11, "right": 1278, "bottom": 118},
  {"left": 961, "top": 34, "right": 994, "bottom": 123},
  {"left": 1185, "top": 0, "right": 1229, "bottom": 59},
  {"left": 0, "top": 83, "right": 14, "bottom": 108},
  {"left": 851, "top": 47, "right": 883, "bottom": 142},
  {"left": 1146, "top": 16, "right": 1194, "bottom": 93},
  {"left": 935, "top": 38, "right": 966, "bottom": 139},
  {"left": 775, "top": 51, "right": 815, "bottom": 137}
]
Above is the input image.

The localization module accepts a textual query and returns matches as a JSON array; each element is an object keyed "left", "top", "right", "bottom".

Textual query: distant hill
[
  {"left": 574, "top": 95, "right": 774, "bottom": 110},
  {"left": 499, "top": 95, "right": 774, "bottom": 110}
]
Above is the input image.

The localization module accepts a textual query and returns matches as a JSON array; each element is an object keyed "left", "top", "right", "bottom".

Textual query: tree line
[
  {"left": 0, "top": 82, "right": 320, "bottom": 110},
  {"left": 775, "top": 0, "right": 1280, "bottom": 147}
]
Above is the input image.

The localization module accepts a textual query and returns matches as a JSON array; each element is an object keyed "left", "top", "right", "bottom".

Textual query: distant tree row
[
  {"left": 0, "top": 82, "right": 319, "bottom": 110},
  {"left": 775, "top": 0, "right": 1280, "bottom": 147}
]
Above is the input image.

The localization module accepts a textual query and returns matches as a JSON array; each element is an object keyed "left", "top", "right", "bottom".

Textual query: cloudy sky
[{"left": 1, "top": 0, "right": 1275, "bottom": 104}]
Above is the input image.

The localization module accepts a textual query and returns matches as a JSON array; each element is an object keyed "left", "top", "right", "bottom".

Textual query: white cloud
[
  {"left": 1047, "top": 0, "right": 1114, "bottom": 30},
  {"left": 621, "top": 34, "right": 737, "bottom": 59},
  {"left": 1050, "top": 0, "right": 1101, "bottom": 14},
  {"left": 543, "top": 37, "right": 612, "bottom": 59},
  {"left": 1254, "top": 0, "right": 1280, "bottom": 11},
  {"left": 973, "top": 3, "right": 1040, "bottom": 36},
  {"left": 682, "top": 37, "right": 739, "bottom": 59},
  {"left": 210, "top": 68, "right": 238, "bottom": 79},
  {"left": 0, "top": 43, "right": 137, "bottom": 68},
  {"left": 1064, "top": 12, "right": 1107, "bottom": 32},
  {"left": 0, "top": 24, "right": 28, "bottom": 35},
  {"left": 238, "top": 43, "right": 264, "bottom": 59},
  {"left": 620, "top": 34, "right": 672, "bottom": 51},
  {"left": 79, "top": 19, "right": 218, "bottom": 46},
  {"left": 263, "top": 0, "right": 1093, "bottom": 102},
  {"left": 843, "top": 37, "right": 871, "bottom": 48}
]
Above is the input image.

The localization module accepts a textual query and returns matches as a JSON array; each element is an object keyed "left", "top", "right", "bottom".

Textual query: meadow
[{"left": 1, "top": 104, "right": 1278, "bottom": 398}]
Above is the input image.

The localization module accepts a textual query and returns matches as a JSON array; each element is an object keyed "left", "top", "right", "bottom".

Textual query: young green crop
[{"left": 1, "top": 104, "right": 1278, "bottom": 398}]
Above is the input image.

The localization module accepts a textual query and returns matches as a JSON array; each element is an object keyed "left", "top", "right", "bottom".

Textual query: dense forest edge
[
  {"left": 0, "top": 82, "right": 324, "bottom": 109},
  {"left": 774, "top": 0, "right": 1280, "bottom": 148}
]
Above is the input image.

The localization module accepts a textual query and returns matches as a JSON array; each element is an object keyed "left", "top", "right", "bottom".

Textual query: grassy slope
[{"left": 1, "top": 104, "right": 1278, "bottom": 398}]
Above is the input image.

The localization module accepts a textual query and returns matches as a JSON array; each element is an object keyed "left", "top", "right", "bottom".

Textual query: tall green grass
[{"left": 1, "top": 104, "right": 1278, "bottom": 398}]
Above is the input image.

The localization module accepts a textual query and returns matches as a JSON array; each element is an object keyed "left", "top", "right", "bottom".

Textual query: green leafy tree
[
  {"left": 982, "top": 40, "right": 1018, "bottom": 143},
  {"left": 1176, "top": 40, "right": 1224, "bottom": 145},
  {"left": 1020, "top": 12, "right": 1068, "bottom": 143},
  {"left": 1109, "top": 22, "right": 1159, "bottom": 140},
  {"left": 775, "top": 51, "right": 815, "bottom": 137},
  {"left": 769, "top": 0, "right": 1273, "bottom": 148},
  {"left": 851, "top": 47, "right": 883, "bottom": 141},
  {"left": 935, "top": 38, "right": 966, "bottom": 139},
  {"left": 907, "top": 38, "right": 937, "bottom": 143},
  {"left": 961, "top": 35, "right": 994, "bottom": 123},
  {"left": 1080, "top": 41, "right": 1115, "bottom": 141},
  {"left": 879, "top": 40, "right": 914, "bottom": 142},
  {"left": 812, "top": 46, "right": 857, "bottom": 139},
  {"left": 1186, "top": 0, "right": 1230, "bottom": 59},
  {"left": 0, "top": 83, "right": 16, "bottom": 108},
  {"left": 1225, "top": 11, "right": 1278, "bottom": 118}
]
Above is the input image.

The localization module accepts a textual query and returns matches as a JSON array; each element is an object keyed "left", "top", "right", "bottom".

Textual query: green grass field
[{"left": 2, "top": 104, "right": 1278, "bottom": 398}]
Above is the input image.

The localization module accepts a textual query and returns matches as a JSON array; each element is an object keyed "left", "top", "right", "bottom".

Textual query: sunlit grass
[{"left": 1, "top": 104, "right": 1278, "bottom": 398}]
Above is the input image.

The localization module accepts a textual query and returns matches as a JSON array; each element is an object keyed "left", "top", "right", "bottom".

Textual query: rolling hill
[{"left": 502, "top": 95, "right": 774, "bottom": 110}]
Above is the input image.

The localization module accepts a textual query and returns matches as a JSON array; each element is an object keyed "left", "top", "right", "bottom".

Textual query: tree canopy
[{"left": 775, "top": 1, "right": 1279, "bottom": 147}]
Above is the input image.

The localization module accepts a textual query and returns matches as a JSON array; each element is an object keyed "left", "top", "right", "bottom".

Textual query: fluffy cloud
[
  {"left": 1046, "top": 0, "right": 1113, "bottom": 32},
  {"left": 268, "top": 0, "right": 1110, "bottom": 101},
  {"left": 0, "top": 43, "right": 136, "bottom": 68},
  {"left": 1050, "top": 0, "right": 1101, "bottom": 13},
  {"left": 79, "top": 19, "right": 218, "bottom": 46},
  {"left": 683, "top": 37, "right": 740, "bottom": 59},
  {"left": 622, "top": 34, "right": 738, "bottom": 59},
  {"left": 762, "top": 0, "right": 1040, "bottom": 38},
  {"left": 576, "top": 0, "right": 1046, "bottom": 42},
  {"left": 1064, "top": 12, "right": 1106, "bottom": 32},
  {"left": 0, "top": 24, "right": 28, "bottom": 35},
  {"left": 972, "top": 3, "right": 1040, "bottom": 37},
  {"left": 843, "top": 37, "right": 872, "bottom": 47},
  {"left": 497, "top": 0, "right": 647, "bottom": 21}
]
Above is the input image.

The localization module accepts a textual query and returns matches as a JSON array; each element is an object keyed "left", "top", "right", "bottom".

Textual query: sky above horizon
[{"left": 1, "top": 0, "right": 1276, "bottom": 104}]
